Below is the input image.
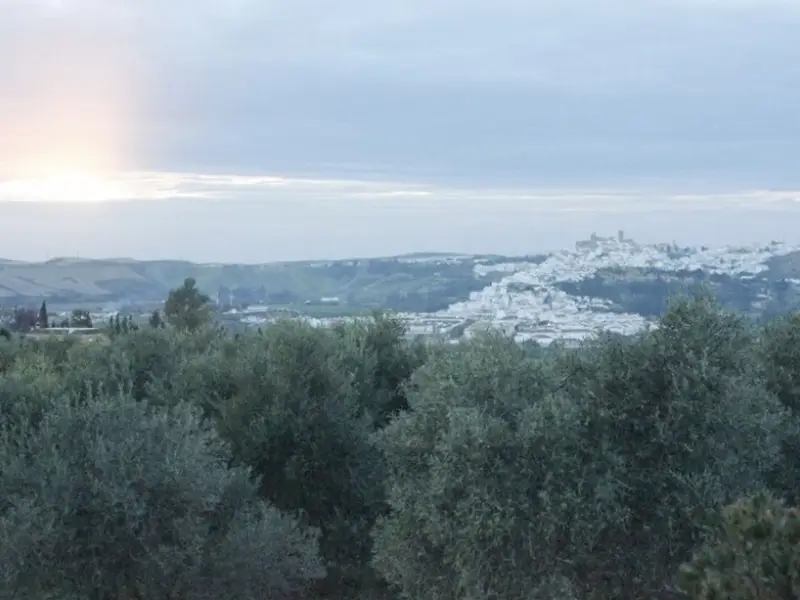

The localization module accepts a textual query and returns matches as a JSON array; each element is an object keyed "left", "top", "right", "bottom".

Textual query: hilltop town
[
  {"left": 421, "top": 232, "right": 799, "bottom": 344},
  {"left": 220, "top": 232, "right": 800, "bottom": 345},
  {"left": 3, "top": 232, "right": 800, "bottom": 345}
]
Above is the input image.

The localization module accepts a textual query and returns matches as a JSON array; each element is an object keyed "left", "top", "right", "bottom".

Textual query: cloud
[
  {"left": 5, "top": 0, "right": 798, "bottom": 85},
  {"left": 2, "top": 171, "right": 800, "bottom": 262},
  {"left": 123, "top": 0, "right": 800, "bottom": 88},
  {"left": 1, "top": 0, "right": 799, "bottom": 184}
]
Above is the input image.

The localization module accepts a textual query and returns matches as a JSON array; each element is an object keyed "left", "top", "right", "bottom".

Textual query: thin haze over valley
[{"left": 1, "top": 0, "right": 799, "bottom": 262}]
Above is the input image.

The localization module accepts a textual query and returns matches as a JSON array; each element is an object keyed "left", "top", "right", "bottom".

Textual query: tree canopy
[
  {"left": 164, "top": 277, "right": 213, "bottom": 331},
  {"left": 0, "top": 291, "right": 799, "bottom": 599}
]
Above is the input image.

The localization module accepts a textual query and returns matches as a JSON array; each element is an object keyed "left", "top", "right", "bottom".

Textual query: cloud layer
[
  {"left": 1, "top": 170, "right": 799, "bottom": 262},
  {"left": 2, "top": 0, "right": 799, "bottom": 184}
]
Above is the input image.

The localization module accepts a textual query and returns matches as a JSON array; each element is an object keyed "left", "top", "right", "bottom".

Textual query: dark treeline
[{"left": 2, "top": 284, "right": 800, "bottom": 599}]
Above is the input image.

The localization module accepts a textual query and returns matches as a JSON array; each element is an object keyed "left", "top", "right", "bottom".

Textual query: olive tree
[
  {"left": 332, "top": 312, "right": 427, "bottom": 427},
  {"left": 0, "top": 352, "right": 64, "bottom": 437},
  {"left": 373, "top": 332, "right": 621, "bottom": 600},
  {"left": 679, "top": 491, "right": 800, "bottom": 600},
  {"left": 759, "top": 312, "right": 800, "bottom": 503},
  {"left": 557, "top": 294, "right": 792, "bottom": 598},
  {"left": 192, "top": 320, "right": 389, "bottom": 592},
  {"left": 164, "top": 277, "right": 212, "bottom": 331},
  {"left": 0, "top": 392, "right": 325, "bottom": 600}
]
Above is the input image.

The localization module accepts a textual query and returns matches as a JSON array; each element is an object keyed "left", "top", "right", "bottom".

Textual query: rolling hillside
[{"left": 0, "top": 254, "right": 511, "bottom": 312}]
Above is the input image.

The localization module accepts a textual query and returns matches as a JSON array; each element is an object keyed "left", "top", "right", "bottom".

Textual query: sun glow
[
  {"left": 0, "top": 13, "right": 144, "bottom": 202},
  {"left": 0, "top": 170, "right": 134, "bottom": 203}
]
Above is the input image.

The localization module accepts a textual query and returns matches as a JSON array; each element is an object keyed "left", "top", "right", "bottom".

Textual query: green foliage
[
  {"left": 149, "top": 308, "right": 164, "bottom": 328},
  {"left": 373, "top": 332, "right": 618, "bottom": 600},
  {"left": 678, "top": 491, "right": 800, "bottom": 599},
  {"left": 556, "top": 294, "right": 790, "bottom": 598},
  {"left": 333, "top": 312, "right": 427, "bottom": 427},
  {"left": 760, "top": 312, "right": 800, "bottom": 415},
  {"left": 11, "top": 307, "right": 37, "bottom": 332},
  {"left": 128, "top": 316, "right": 420, "bottom": 593},
  {"left": 165, "top": 277, "right": 213, "bottom": 331},
  {"left": 37, "top": 300, "right": 47, "bottom": 329},
  {"left": 759, "top": 313, "right": 800, "bottom": 506},
  {"left": 108, "top": 314, "right": 139, "bottom": 336},
  {"left": 0, "top": 352, "right": 63, "bottom": 439},
  {"left": 0, "top": 392, "right": 325, "bottom": 600},
  {"left": 205, "top": 320, "right": 388, "bottom": 588},
  {"left": 0, "top": 292, "right": 799, "bottom": 599},
  {"left": 69, "top": 308, "right": 93, "bottom": 328}
]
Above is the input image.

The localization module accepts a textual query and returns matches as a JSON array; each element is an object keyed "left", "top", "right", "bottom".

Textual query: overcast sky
[{"left": 1, "top": 0, "right": 799, "bottom": 260}]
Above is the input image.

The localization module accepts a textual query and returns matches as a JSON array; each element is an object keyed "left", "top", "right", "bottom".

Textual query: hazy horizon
[
  {"left": 1, "top": 174, "right": 799, "bottom": 263},
  {"left": 2, "top": 0, "right": 799, "bottom": 261}
]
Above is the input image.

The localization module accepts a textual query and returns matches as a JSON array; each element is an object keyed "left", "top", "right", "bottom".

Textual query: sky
[{"left": 1, "top": 0, "right": 800, "bottom": 261}]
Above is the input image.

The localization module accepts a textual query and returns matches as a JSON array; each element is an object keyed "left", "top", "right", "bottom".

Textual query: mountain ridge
[
  {"left": 0, "top": 252, "right": 506, "bottom": 312},
  {"left": 2, "top": 245, "right": 799, "bottom": 317}
]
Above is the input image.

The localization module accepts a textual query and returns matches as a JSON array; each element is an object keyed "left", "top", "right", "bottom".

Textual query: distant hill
[
  {"left": 553, "top": 249, "right": 800, "bottom": 321},
  {"left": 0, "top": 254, "right": 511, "bottom": 312},
  {"left": 6, "top": 246, "right": 796, "bottom": 319},
  {"left": 766, "top": 251, "right": 800, "bottom": 279}
]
